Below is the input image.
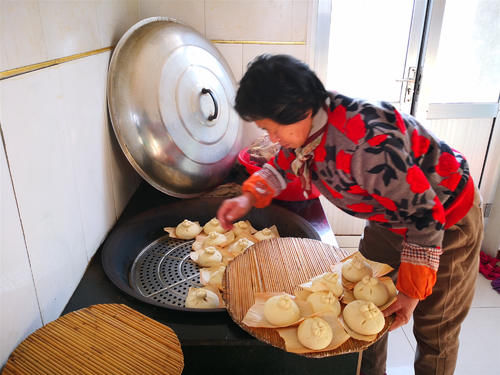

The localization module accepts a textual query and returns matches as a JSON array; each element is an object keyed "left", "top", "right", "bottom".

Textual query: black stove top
[{"left": 62, "top": 178, "right": 360, "bottom": 374}]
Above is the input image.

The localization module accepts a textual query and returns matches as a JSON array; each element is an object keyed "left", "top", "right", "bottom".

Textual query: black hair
[{"left": 234, "top": 54, "right": 328, "bottom": 125}]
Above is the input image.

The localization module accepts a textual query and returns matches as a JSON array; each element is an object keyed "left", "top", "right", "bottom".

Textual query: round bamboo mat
[
  {"left": 2, "top": 304, "right": 183, "bottom": 375},
  {"left": 223, "top": 237, "right": 393, "bottom": 358}
]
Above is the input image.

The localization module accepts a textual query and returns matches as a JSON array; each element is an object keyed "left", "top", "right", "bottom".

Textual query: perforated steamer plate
[
  {"left": 130, "top": 236, "right": 201, "bottom": 310},
  {"left": 101, "top": 197, "right": 321, "bottom": 313}
]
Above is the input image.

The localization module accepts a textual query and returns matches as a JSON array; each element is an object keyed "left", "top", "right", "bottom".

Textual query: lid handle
[{"left": 201, "top": 88, "right": 218, "bottom": 121}]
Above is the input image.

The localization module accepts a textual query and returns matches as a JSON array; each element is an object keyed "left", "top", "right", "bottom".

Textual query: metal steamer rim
[{"left": 129, "top": 234, "right": 222, "bottom": 312}]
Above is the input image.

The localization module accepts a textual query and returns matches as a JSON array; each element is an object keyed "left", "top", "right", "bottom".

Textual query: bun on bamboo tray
[
  {"left": 223, "top": 238, "right": 396, "bottom": 358},
  {"left": 164, "top": 217, "right": 281, "bottom": 309}
]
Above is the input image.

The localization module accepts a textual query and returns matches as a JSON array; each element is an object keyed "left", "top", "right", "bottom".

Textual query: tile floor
[{"left": 386, "top": 273, "right": 500, "bottom": 375}]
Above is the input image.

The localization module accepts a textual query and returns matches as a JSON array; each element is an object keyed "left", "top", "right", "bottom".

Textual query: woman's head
[{"left": 234, "top": 54, "right": 328, "bottom": 125}]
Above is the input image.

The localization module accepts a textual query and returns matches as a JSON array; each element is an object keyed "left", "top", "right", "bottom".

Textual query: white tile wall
[
  {"left": 107, "top": 118, "right": 142, "bottom": 220},
  {"left": 0, "top": 0, "right": 140, "bottom": 72},
  {"left": 0, "top": 0, "right": 47, "bottom": 71},
  {"left": 292, "top": 0, "right": 309, "bottom": 42},
  {"left": 0, "top": 129, "right": 43, "bottom": 367},
  {"left": 96, "top": 0, "right": 140, "bottom": 46},
  {"left": 139, "top": 0, "right": 205, "bottom": 33},
  {"left": 0, "top": 1, "right": 141, "bottom": 365},
  {"left": 39, "top": 1, "right": 101, "bottom": 60},
  {"left": 58, "top": 52, "right": 116, "bottom": 260},
  {"left": 214, "top": 43, "right": 243, "bottom": 81},
  {"left": 0, "top": 67, "right": 89, "bottom": 324},
  {"left": 242, "top": 43, "right": 307, "bottom": 67},
  {"left": 0, "top": 1, "right": 4, "bottom": 71},
  {"left": 205, "top": 0, "right": 294, "bottom": 41}
]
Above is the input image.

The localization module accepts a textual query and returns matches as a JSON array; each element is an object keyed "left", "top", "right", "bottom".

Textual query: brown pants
[{"left": 359, "top": 189, "right": 483, "bottom": 375}]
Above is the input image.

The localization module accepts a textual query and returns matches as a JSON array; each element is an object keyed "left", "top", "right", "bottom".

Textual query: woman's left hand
[{"left": 383, "top": 292, "right": 419, "bottom": 331}]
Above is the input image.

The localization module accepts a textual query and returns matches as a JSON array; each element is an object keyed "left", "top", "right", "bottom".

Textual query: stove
[{"left": 62, "top": 179, "right": 359, "bottom": 374}]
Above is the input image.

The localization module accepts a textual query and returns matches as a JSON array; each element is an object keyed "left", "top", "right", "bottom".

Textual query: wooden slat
[
  {"left": 223, "top": 237, "right": 393, "bottom": 358},
  {"left": 3, "top": 304, "right": 184, "bottom": 375}
]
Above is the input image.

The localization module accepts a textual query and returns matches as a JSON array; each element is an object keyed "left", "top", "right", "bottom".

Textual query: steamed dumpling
[
  {"left": 297, "top": 317, "right": 333, "bottom": 350},
  {"left": 203, "top": 218, "right": 226, "bottom": 234},
  {"left": 254, "top": 227, "right": 277, "bottom": 241},
  {"left": 353, "top": 276, "right": 390, "bottom": 306},
  {"left": 197, "top": 246, "right": 223, "bottom": 267},
  {"left": 311, "top": 272, "right": 343, "bottom": 297},
  {"left": 200, "top": 264, "right": 226, "bottom": 289},
  {"left": 306, "top": 291, "right": 341, "bottom": 316},
  {"left": 342, "top": 255, "right": 373, "bottom": 282},
  {"left": 232, "top": 221, "right": 256, "bottom": 236},
  {"left": 263, "top": 295, "right": 301, "bottom": 326},
  {"left": 202, "top": 232, "right": 228, "bottom": 247},
  {"left": 343, "top": 300, "right": 385, "bottom": 336},
  {"left": 227, "top": 238, "right": 254, "bottom": 255},
  {"left": 185, "top": 288, "right": 219, "bottom": 309},
  {"left": 175, "top": 220, "right": 202, "bottom": 239}
]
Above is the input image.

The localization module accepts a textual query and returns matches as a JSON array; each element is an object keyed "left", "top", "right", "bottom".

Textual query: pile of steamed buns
[
  {"left": 164, "top": 218, "right": 396, "bottom": 353},
  {"left": 164, "top": 218, "right": 279, "bottom": 309},
  {"left": 253, "top": 254, "right": 395, "bottom": 352}
]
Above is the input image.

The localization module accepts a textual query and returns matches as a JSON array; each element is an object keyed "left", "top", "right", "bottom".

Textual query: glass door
[
  {"left": 326, "top": 0, "right": 427, "bottom": 112},
  {"left": 322, "top": 0, "right": 499, "bottom": 245},
  {"left": 414, "top": 0, "right": 500, "bottom": 256}
]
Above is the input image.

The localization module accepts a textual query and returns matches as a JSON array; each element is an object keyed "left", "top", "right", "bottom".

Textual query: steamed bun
[
  {"left": 297, "top": 317, "right": 333, "bottom": 350},
  {"left": 202, "top": 232, "right": 228, "bottom": 248},
  {"left": 197, "top": 246, "right": 223, "bottom": 267},
  {"left": 311, "top": 272, "right": 343, "bottom": 297},
  {"left": 185, "top": 288, "right": 219, "bottom": 309},
  {"left": 353, "top": 276, "right": 390, "bottom": 306},
  {"left": 254, "top": 227, "right": 278, "bottom": 241},
  {"left": 175, "top": 220, "right": 202, "bottom": 239},
  {"left": 342, "top": 255, "right": 373, "bottom": 282},
  {"left": 227, "top": 238, "right": 254, "bottom": 256},
  {"left": 342, "top": 300, "right": 384, "bottom": 336},
  {"left": 263, "top": 295, "right": 301, "bottom": 326},
  {"left": 306, "top": 291, "right": 341, "bottom": 316},
  {"left": 203, "top": 218, "right": 226, "bottom": 234}
]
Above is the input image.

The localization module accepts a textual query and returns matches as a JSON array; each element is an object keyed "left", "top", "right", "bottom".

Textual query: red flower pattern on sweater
[
  {"left": 345, "top": 114, "right": 366, "bottom": 144},
  {"left": 411, "top": 128, "right": 430, "bottom": 158},
  {"left": 436, "top": 152, "right": 460, "bottom": 176},
  {"left": 336, "top": 150, "right": 352, "bottom": 174},
  {"left": 406, "top": 165, "right": 430, "bottom": 193}
]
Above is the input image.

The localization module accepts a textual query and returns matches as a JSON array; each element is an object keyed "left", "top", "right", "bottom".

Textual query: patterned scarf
[{"left": 291, "top": 105, "right": 328, "bottom": 198}]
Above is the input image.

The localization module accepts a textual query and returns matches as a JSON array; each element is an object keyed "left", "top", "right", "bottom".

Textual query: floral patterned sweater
[{"left": 242, "top": 91, "right": 475, "bottom": 300}]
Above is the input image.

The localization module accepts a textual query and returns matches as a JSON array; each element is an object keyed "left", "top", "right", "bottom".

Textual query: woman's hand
[
  {"left": 217, "top": 192, "right": 256, "bottom": 230},
  {"left": 383, "top": 292, "right": 419, "bottom": 331}
]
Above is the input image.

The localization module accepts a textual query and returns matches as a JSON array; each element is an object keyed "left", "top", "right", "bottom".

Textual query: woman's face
[{"left": 254, "top": 112, "right": 313, "bottom": 149}]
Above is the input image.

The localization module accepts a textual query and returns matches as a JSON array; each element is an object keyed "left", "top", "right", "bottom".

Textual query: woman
[{"left": 217, "top": 54, "right": 483, "bottom": 375}]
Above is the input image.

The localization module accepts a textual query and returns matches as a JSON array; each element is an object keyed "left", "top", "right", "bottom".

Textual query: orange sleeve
[
  {"left": 242, "top": 174, "right": 276, "bottom": 208},
  {"left": 396, "top": 262, "right": 437, "bottom": 300}
]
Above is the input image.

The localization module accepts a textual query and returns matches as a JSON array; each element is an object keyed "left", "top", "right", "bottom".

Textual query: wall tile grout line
[
  {"left": 0, "top": 124, "right": 45, "bottom": 326},
  {"left": 0, "top": 47, "right": 114, "bottom": 81}
]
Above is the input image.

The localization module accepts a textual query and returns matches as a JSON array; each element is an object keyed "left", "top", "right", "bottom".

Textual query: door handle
[{"left": 395, "top": 78, "right": 416, "bottom": 83}]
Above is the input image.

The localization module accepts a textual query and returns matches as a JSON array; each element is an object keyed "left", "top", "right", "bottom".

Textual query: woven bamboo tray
[
  {"left": 222, "top": 237, "right": 393, "bottom": 358},
  {"left": 2, "top": 304, "right": 183, "bottom": 375}
]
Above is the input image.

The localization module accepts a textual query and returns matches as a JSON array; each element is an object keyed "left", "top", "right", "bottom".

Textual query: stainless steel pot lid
[{"left": 107, "top": 17, "right": 242, "bottom": 197}]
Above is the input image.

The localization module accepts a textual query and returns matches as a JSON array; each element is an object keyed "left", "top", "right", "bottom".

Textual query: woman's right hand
[{"left": 217, "top": 192, "right": 256, "bottom": 230}]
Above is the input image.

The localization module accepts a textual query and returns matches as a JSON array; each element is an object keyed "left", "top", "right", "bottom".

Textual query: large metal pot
[{"left": 107, "top": 17, "right": 242, "bottom": 197}]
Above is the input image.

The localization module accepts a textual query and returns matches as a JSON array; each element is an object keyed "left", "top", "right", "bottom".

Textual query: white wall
[
  {"left": 0, "top": 0, "right": 141, "bottom": 367},
  {"left": 0, "top": 0, "right": 319, "bottom": 366}
]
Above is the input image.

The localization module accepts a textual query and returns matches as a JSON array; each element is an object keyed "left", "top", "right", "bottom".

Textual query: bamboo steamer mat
[
  {"left": 2, "top": 304, "right": 183, "bottom": 375},
  {"left": 223, "top": 237, "right": 393, "bottom": 358}
]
